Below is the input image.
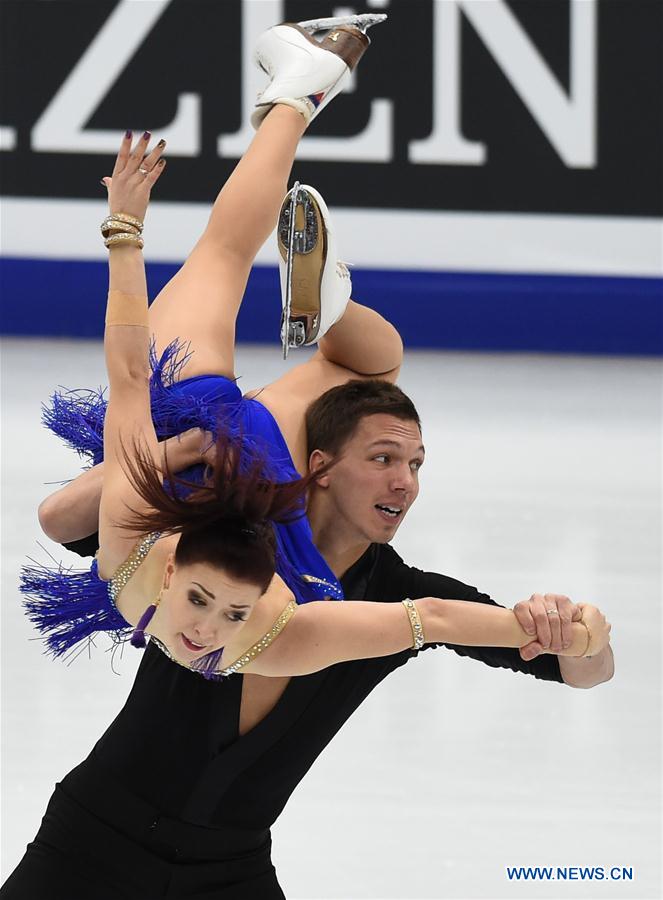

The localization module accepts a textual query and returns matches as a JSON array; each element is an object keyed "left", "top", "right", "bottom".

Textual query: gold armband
[
  {"left": 105, "top": 289, "right": 149, "bottom": 327},
  {"left": 101, "top": 213, "right": 145, "bottom": 251},
  {"left": 402, "top": 598, "right": 425, "bottom": 650},
  {"left": 101, "top": 216, "right": 141, "bottom": 238},
  {"left": 102, "top": 212, "right": 144, "bottom": 234}
]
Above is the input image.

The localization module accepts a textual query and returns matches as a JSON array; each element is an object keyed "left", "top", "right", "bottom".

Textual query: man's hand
[{"left": 514, "top": 593, "right": 583, "bottom": 660}]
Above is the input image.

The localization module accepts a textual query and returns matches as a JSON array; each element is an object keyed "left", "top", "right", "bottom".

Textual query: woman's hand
[
  {"left": 573, "top": 603, "right": 611, "bottom": 657},
  {"left": 101, "top": 130, "right": 167, "bottom": 223},
  {"left": 161, "top": 429, "right": 216, "bottom": 470}
]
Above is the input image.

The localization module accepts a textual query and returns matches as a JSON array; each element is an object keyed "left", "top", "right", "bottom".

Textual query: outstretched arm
[
  {"left": 96, "top": 132, "right": 167, "bottom": 577},
  {"left": 245, "top": 596, "right": 608, "bottom": 677}
]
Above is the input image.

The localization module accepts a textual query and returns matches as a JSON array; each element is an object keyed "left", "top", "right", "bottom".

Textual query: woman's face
[{"left": 158, "top": 556, "right": 264, "bottom": 660}]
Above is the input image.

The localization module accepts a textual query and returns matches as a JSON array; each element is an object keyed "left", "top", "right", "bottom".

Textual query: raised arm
[
  {"left": 243, "top": 595, "right": 608, "bottom": 677},
  {"left": 96, "top": 131, "right": 167, "bottom": 577}
]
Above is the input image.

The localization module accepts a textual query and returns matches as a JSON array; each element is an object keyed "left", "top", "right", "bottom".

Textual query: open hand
[{"left": 101, "top": 130, "right": 166, "bottom": 223}]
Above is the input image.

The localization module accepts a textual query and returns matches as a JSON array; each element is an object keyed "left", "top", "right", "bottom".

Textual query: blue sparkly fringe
[
  {"left": 41, "top": 340, "right": 224, "bottom": 467},
  {"left": 21, "top": 557, "right": 130, "bottom": 659}
]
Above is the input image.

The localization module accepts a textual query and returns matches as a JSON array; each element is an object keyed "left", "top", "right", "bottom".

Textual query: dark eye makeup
[{"left": 189, "top": 593, "right": 247, "bottom": 623}]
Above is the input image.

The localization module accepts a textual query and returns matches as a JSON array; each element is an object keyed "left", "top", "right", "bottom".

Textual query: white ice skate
[
  {"left": 251, "top": 13, "right": 387, "bottom": 130},
  {"left": 277, "top": 182, "right": 352, "bottom": 358}
]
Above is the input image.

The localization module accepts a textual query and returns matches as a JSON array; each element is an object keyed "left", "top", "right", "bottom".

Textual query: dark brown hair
[
  {"left": 120, "top": 431, "right": 328, "bottom": 593},
  {"left": 306, "top": 379, "right": 421, "bottom": 457}
]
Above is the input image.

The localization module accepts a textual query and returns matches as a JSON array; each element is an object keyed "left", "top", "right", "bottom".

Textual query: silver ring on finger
[
  {"left": 138, "top": 167, "right": 149, "bottom": 176},
  {"left": 545, "top": 609, "right": 559, "bottom": 616}
]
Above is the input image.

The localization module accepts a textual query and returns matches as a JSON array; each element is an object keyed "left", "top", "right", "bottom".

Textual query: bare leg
[
  {"left": 148, "top": 106, "right": 306, "bottom": 380},
  {"left": 257, "top": 299, "right": 402, "bottom": 474},
  {"left": 317, "top": 300, "right": 402, "bottom": 374}
]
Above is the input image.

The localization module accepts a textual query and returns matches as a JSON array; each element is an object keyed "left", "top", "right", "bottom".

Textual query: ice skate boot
[
  {"left": 277, "top": 182, "right": 352, "bottom": 359},
  {"left": 251, "top": 13, "right": 387, "bottom": 130}
]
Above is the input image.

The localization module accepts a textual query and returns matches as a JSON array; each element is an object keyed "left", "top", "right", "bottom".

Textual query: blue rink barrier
[{"left": 1, "top": 256, "right": 661, "bottom": 355}]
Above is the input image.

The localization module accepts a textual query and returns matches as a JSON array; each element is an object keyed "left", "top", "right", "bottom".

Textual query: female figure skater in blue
[{"left": 5, "top": 14, "right": 607, "bottom": 900}]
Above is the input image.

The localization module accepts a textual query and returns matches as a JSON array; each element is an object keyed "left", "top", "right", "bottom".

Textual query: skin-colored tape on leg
[{"left": 105, "top": 290, "right": 149, "bottom": 327}]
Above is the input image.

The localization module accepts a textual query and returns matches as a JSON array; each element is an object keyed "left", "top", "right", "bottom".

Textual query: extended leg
[
  {"left": 148, "top": 105, "right": 307, "bottom": 381},
  {"left": 147, "top": 15, "right": 385, "bottom": 382}
]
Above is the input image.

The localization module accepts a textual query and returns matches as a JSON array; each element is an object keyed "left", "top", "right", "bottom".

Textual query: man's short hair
[{"left": 306, "top": 379, "right": 422, "bottom": 457}]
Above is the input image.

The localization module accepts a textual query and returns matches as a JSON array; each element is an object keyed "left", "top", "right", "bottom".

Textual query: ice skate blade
[
  {"left": 297, "top": 13, "right": 387, "bottom": 35},
  {"left": 278, "top": 185, "right": 327, "bottom": 354}
]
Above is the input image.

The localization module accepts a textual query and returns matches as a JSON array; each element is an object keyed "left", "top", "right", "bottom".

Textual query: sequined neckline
[
  {"left": 150, "top": 598, "right": 297, "bottom": 679},
  {"left": 107, "top": 532, "right": 162, "bottom": 613}
]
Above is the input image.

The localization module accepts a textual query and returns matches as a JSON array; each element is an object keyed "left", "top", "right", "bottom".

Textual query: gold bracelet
[
  {"left": 101, "top": 216, "right": 141, "bottom": 238},
  {"left": 104, "top": 232, "right": 144, "bottom": 250},
  {"left": 576, "top": 617, "right": 592, "bottom": 657},
  {"left": 107, "top": 211, "right": 144, "bottom": 232},
  {"left": 402, "top": 598, "right": 425, "bottom": 650}
]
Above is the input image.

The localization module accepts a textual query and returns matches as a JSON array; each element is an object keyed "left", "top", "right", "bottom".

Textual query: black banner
[{"left": 1, "top": 0, "right": 661, "bottom": 216}]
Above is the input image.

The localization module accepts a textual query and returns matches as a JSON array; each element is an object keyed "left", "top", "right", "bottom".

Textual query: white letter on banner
[
  {"left": 0, "top": 127, "right": 17, "bottom": 151},
  {"left": 219, "top": 0, "right": 394, "bottom": 162},
  {"left": 409, "top": 0, "right": 597, "bottom": 168},
  {"left": 33, "top": 0, "right": 200, "bottom": 155}
]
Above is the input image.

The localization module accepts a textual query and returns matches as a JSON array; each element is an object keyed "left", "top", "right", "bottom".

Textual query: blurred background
[{"left": 1, "top": 1, "right": 661, "bottom": 898}]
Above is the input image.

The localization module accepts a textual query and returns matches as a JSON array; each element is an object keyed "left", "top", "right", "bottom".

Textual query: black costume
[{"left": 2, "top": 541, "right": 562, "bottom": 899}]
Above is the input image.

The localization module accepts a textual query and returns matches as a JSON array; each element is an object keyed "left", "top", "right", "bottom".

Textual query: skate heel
[{"left": 318, "top": 26, "right": 369, "bottom": 71}]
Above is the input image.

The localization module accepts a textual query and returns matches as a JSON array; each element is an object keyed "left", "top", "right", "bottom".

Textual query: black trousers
[{"left": 1, "top": 787, "right": 286, "bottom": 899}]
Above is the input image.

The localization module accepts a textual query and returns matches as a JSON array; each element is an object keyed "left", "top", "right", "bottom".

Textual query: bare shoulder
[{"left": 220, "top": 576, "right": 296, "bottom": 672}]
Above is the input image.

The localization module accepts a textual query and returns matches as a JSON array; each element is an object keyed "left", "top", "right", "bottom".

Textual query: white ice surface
[{"left": 1, "top": 339, "right": 661, "bottom": 899}]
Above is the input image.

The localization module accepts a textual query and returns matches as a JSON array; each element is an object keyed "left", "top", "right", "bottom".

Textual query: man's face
[{"left": 316, "top": 414, "right": 425, "bottom": 544}]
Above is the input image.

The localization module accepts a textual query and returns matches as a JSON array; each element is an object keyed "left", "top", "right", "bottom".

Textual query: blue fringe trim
[
  {"left": 21, "top": 557, "right": 131, "bottom": 659},
  {"left": 43, "top": 340, "right": 224, "bottom": 465}
]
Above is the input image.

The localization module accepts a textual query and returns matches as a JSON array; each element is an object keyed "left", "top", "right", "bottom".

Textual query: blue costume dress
[{"left": 21, "top": 342, "right": 343, "bottom": 675}]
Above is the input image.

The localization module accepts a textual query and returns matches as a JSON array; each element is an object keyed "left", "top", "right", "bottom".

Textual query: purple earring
[{"left": 131, "top": 591, "right": 162, "bottom": 648}]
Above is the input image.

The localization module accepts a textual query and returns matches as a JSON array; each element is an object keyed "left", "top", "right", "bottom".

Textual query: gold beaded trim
[
  {"left": 301, "top": 574, "right": 334, "bottom": 585},
  {"left": 104, "top": 232, "right": 144, "bottom": 250},
  {"left": 149, "top": 598, "right": 297, "bottom": 677},
  {"left": 301, "top": 573, "right": 344, "bottom": 599},
  {"left": 107, "top": 532, "right": 161, "bottom": 610},
  {"left": 219, "top": 600, "right": 297, "bottom": 676},
  {"left": 402, "top": 598, "right": 425, "bottom": 650}
]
